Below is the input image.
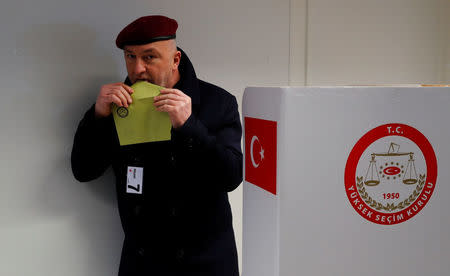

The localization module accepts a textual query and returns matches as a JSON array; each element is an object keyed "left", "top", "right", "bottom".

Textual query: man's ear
[{"left": 173, "top": 51, "right": 181, "bottom": 69}]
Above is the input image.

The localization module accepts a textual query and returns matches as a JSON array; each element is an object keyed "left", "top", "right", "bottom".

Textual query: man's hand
[
  {"left": 94, "top": 83, "right": 134, "bottom": 118},
  {"left": 154, "top": 88, "right": 191, "bottom": 128}
]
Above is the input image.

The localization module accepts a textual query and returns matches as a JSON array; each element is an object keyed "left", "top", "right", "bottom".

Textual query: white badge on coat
[{"left": 126, "top": 166, "right": 143, "bottom": 194}]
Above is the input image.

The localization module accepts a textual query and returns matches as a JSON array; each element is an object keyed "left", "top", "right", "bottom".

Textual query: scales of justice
[{"left": 364, "top": 142, "right": 418, "bottom": 186}]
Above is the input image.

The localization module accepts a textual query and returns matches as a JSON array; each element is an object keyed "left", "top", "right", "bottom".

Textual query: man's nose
[{"left": 133, "top": 58, "right": 146, "bottom": 74}]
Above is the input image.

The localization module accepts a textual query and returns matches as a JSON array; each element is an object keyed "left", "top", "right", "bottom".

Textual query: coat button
[
  {"left": 176, "top": 249, "right": 184, "bottom": 261},
  {"left": 171, "top": 207, "right": 177, "bottom": 217},
  {"left": 134, "top": 205, "right": 142, "bottom": 216},
  {"left": 138, "top": 248, "right": 145, "bottom": 257},
  {"left": 186, "top": 138, "right": 194, "bottom": 149}
]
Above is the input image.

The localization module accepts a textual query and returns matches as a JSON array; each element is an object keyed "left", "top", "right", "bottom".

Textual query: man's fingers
[
  {"left": 96, "top": 82, "right": 135, "bottom": 117},
  {"left": 159, "top": 88, "right": 186, "bottom": 97},
  {"left": 154, "top": 99, "right": 179, "bottom": 108},
  {"left": 108, "top": 87, "right": 132, "bottom": 106},
  {"left": 159, "top": 89, "right": 191, "bottom": 106},
  {"left": 109, "top": 94, "right": 124, "bottom": 107},
  {"left": 155, "top": 88, "right": 192, "bottom": 128},
  {"left": 110, "top": 88, "right": 129, "bottom": 107},
  {"left": 156, "top": 104, "right": 175, "bottom": 113},
  {"left": 120, "top": 83, "right": 134, "bottom": 94},
  {"left": 118, "top": 86, "right": 133, "bottom": 104},
  {"left": 154, "top": 93, "right": 183, "bottom": 102}
]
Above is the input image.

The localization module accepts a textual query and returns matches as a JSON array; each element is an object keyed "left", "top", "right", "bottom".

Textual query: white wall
[
  {"left": 289, "top": 0, "right": 308, "bottom": 86},
  {"left": 1, "top": 0, "right": 448, "bottom": 274},
  {"left": 290, "top": 0, "right": 450, "bottom": 85},
  {"left": 0, "top": 0, "right": 289, "bottom": 275},
  {"left": 444, "top": 0, "right": 450, "bottom": 82}
]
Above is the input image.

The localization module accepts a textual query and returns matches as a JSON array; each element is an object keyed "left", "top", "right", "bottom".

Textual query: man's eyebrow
[{"left": 142, "top": 48, "right": 158, "bottom": 53}]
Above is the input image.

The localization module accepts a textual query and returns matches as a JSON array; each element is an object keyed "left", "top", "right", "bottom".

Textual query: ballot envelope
[{"left": 112, "top": 81, "right": 171, "bottom": 146}]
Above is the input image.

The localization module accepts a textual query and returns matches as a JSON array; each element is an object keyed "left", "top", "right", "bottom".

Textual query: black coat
[{"left": 71, "top": 48, "right": 242, "bottom": 276}]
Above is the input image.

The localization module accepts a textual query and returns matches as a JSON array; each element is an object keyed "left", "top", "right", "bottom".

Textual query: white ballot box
[{"left": 242, "top": 86, "right": 450, "bottom": 276}]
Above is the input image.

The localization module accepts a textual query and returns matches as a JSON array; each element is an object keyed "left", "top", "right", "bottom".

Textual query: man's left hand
[{"left": 154, "top": 88, "right": 192, "bottom": 129}]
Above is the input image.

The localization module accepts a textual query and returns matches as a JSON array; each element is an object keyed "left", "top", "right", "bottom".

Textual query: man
[{"left": 71, "top": 15, "right": 242, "bottom": 276}]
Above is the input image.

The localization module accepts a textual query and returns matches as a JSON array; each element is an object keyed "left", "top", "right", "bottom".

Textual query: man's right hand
[{"left": 95, "top": 83, "right": 134, "bottom": 118}]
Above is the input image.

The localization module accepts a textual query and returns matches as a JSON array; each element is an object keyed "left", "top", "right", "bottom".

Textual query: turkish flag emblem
[{"left": 244, "top": 117, "right": 277, "bottom": 195}]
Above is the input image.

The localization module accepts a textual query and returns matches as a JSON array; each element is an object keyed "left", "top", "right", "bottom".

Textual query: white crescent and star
[{"left": 250, "top": 135, "right": 264, "bottom": 168}]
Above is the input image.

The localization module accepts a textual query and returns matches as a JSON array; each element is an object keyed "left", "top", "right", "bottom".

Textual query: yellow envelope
[{"left": 112, "top": 81, "right": 171, "bottom": 146}]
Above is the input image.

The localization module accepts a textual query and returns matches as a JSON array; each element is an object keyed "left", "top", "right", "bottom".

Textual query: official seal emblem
[
  {"left": 117, "top": 106, "right": 129, "bottom": 118},
  {"left": 345, "top": 124, "right": 437, "bottom": 225}
]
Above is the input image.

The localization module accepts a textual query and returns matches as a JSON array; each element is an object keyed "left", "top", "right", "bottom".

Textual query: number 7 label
[{"left": 126, "top": 166, "right": 143, "bottom": 194}]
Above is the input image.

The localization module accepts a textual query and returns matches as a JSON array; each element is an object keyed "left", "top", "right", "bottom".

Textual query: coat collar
[
  {"left": 174, "top": 48, "right": 200, "bottom": 106},
  {"left": 124, "top": 47, "right": 200, "bottom": 106}
]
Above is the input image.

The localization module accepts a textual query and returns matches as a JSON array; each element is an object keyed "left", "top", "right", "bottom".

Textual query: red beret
[{"left": 116, "top": 15, "right": 178, "bottom": 49}]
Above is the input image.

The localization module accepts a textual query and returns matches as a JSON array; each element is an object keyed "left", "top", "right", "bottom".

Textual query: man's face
[{"left": 124, "top": 40, "right": 181, "bottom": 88}]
